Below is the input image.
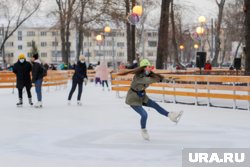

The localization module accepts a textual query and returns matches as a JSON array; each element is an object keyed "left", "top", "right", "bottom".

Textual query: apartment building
[{"left": 0, "top": 26, "right": 159, "bottom": 67}]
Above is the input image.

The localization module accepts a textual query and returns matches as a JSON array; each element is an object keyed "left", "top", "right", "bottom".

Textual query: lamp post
[
  {"left": 104, "top": 26, "right": 116, "bottom": 70},
  {"left": 96, "top": 34, "right": 103, "bottom": 62},
  {"left": 196, "top": 16, "right": 206, "bottom": 51},
  {"left": 179, "top": 44, "right": 184, "bottom": 63}
]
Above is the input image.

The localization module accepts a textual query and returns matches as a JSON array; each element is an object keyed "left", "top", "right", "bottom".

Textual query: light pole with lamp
[
  {"left": 179, "top": 44, "right": 184, "bottom": 64},
  {"left": 96, "top": 34, "right": 103, "bottom": 62},
  {"left": 104, "top": 26, "right": 116, "bottom": 70}
]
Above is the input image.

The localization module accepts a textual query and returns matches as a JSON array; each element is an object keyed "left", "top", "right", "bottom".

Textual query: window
[
  {"left": 117, "top": 52, "right": 124, "bottom": 57},
  {"left": 18, "top": 36, "right": 22, "bottom": 41},
  {"left": 27, "top": 52, "right": 32, "bottom": 57},
  {"left": 6, "top": 42, "right": 14, "bottom": 47},
  {"left": 148, "top": 41, "right": 157, "bottom": 47},
  {"left": 117, "top": 42, "right": 125, "bottom": 47},
  {"left": 52, "top": 31, "right": 59, "bottom": 36},
  {"left": 52, "top": 41, "right": 58, "bottom": 47},
  {"left": 41, "top": 52, "right": 47, "bottom": 57},
  {"left": 27, "top": 31, "right": 35, "bottom": 36},
  {"left": 27, "top": 42, "right": 32, "bottom": 47},
  {"left": 147, "top": 32, "right": 152, "bottom": 37},
  {"left": 40, "top": 32, "right": 47, "bottom": 36},
  {"left": 6, "top": 53, "right": 14, "bottom": 57},
  {"left": 147, "top": 52, "right": 154, "bottom": 57},
  {"left": 41, "top": 42, "right": 47, "bottom": 47},
  {"left": 18, "top": 31, "right": 22, "bottom": 36},
  {"left": 18, "top": 45, "right": 23, "bottom": 50}
]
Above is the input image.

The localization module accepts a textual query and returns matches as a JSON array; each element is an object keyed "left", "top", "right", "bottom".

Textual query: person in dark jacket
[
  {"left": 118, "top": 59, "right": 183, "bottom": 140},
  {"left": 31, "top": 53, "right": 44, "bottom": 108},
  {"left": 13, "top": 54, "right": 33, "bottom": 106},
  {"left": 68, "top": 55, "right": 88, "bottom": 106}
]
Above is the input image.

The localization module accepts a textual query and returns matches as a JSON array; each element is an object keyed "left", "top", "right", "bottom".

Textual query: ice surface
[{"left": 0, "top": 82, "right": 250, "bottom": 167}]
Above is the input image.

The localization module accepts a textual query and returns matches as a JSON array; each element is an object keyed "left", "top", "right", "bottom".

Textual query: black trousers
[
  {"left": 18, "top": 87, "right": 32, "bottom": 99},
  {"left": 68, "top": 80, "right": 83, "bottom": 101}
]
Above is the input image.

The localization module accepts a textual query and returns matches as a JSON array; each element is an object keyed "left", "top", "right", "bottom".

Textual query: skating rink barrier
[
  {"left": 111, "top": 73, "right": 250, "bottom": 110},
  {"left": 0, "top": 70, "right": 69, "bottom": 90}
]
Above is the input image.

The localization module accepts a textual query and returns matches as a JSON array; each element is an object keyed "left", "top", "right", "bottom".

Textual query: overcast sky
[{"left": 27, "top": 0, "right": 219, "bottom": 27}]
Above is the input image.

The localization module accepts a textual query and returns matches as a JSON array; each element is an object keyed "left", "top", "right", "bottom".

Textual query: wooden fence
[{"left": 111, "top": 72, "right": 250, "bottom": 110}]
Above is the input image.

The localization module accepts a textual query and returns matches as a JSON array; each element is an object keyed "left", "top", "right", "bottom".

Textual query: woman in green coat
[{"left": 120, "top": 59, "right": 183, "bottom": 140}]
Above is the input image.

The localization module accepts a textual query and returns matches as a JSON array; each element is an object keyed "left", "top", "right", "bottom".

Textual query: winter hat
[
  {"left": 79, "top": 55, "right": 85, "bottom": 61},
  {"left": 32, "top": 53, "right": 39, "bottom": 60},
  {"left": 18, "top": 54, "right": 26, "bottom": 60},
  {"left": 140, "top": 59, "right": 151, "bottom": 67}
]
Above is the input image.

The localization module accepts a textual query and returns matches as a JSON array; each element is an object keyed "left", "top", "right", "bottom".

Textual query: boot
[
  {"left": 16, "top": 98, "right": 23, "bottom": 107},
  {"left": 34, "top": 101, "right": 42, "bottom": 108},
  {"left": 168, "top": 111, "right": 183, "bottom": 124},
  {"left": 29, "top": 98, "right": 33, "bottom": 106},
  {"left": 141, "top": 129, "right": 150, "bottom": 141},
  {"left": 77, "top": 101, "right": 82, "bottom": 106}
]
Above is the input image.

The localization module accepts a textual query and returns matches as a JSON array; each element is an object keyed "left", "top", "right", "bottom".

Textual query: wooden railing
[
  {"left": 111, "top": 72, "right": 250, "bottom": 110},
  {"left": 0, "top": 70, "right": 70, "bottom": 89}
]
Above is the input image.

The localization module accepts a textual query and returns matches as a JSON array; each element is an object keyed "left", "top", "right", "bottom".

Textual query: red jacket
[{"left": 204, "top": 63, "right": 212, "bottom": 70}]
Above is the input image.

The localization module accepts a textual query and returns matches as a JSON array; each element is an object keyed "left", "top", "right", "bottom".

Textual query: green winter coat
[{"left": 125, "top": 72, "right": 161, "bottom": 106}]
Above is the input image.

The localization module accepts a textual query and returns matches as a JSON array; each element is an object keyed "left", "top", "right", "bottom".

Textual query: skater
[
  {"left": 97, "top": 62, "right": 110, "bottom": 91},
  {"left": 31, "top": 53, "right": 44, "bottom": 108},
  {"left": 68, "top": 55, "right": 88, "bottom": 106},
  {"left": 94, "top": 61, "right": 102, "bottom": 85},
  {"left": 13, "top": 54, "right": 33, "bottom": 107},
  {"left": 119, "top": 59, "right": 183, "bottom": 140}
]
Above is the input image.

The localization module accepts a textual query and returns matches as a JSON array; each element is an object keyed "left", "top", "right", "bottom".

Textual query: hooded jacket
[
  {"left": 125, "top": 72, "right": 161, "bottom": 106},
  {"left": 13, "top": 60, "right": 32, "bottom": 89},
  {"left": 72, "top": 61, "right": 87, "bottom": 82}
]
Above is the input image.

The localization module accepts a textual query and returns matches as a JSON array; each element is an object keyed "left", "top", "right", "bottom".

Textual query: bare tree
[
  {"left": 55, "top": 0, "right": 77, "bottom": 65},
  {"left": 244, "top": 0, "right": 250, "bottom": 75},
  {"left": 156, "top": 0, "right": 171, "bottom": 69},
  {"left": 74, "top": 0, "right": 110, "bottom": 59},
  {"left": 212, "top": 0, "right": 226, "bottom": 67},
  {"left": 0, "top": 0, "right": 42, "bottom": 67}
]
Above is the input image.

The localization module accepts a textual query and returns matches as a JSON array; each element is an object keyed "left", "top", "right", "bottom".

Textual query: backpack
[{"left": 41, "top": 64, "right": 48, "bottom": 77}]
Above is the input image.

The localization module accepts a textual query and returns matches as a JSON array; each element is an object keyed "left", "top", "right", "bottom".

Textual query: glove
[
  {"left": 84, "top": 78, "right": 88, "bottom": 85},
  {"left": 162, "top": 77, "right": 179, "bottom": 83}
]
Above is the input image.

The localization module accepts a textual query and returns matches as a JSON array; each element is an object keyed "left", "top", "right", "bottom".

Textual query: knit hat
[
  {"left": 32, "top": 53, "right": 39, "bottom": 60},
  {"left": 140, "top": 59, "right": 151, "bottom": 67},
  {"left": 18, "top": 54, "right": 26, "bottom": 60},
  {"left": 79, "top": 55, "right": 85, "bottom": 61}
]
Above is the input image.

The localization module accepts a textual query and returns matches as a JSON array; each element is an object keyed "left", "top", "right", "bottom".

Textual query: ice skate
[
  {"left": 77, "top": 101, "right": 82, "bottom": 106},
  {"left": 168, "top": 111, "right": 183, "bottom": 124},
  {"left": 34, "top": 101, "right": 42, "bottom": 108},
  {"left": 67, "top": 100, "right": 71, "bottom": 106},
  {"left": 29, "top": 98, "right": 33, "bottom": 106},
  {"left": 16, "top": 98, "right": 23, "bottom": 107},
  {"left": 141, "top": 129, "right": 150, "bottom": 141}
]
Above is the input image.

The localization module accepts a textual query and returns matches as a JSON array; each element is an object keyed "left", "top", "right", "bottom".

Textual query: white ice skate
[
  {"left": 141, "top": 129, "right": 150, "bottom": 141},
  {"left": 34, "top": 101, "right": 42, "bottom": 108},
  {"left": 77, "top": 101, "right": 82, "bottom": 106},
  {"left": 16, "top": 98, "right": 23, "bottom": 107},
  {"left": 67, "top": 100, "right": 71, "bottom": 106},
  {"left": 168, "top": 111, "right": 183, "bottom": 124}
]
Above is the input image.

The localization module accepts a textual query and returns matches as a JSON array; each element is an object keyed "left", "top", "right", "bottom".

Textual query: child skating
[{"left": 119, "top": 59, "right": 183, "bottom": 140}]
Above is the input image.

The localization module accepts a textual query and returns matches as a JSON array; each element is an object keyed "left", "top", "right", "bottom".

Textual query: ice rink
[{"left": 0, "top": 82, "right": 250, "bottom": 167}]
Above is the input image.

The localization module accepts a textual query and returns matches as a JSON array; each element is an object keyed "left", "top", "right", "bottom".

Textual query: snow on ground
[{"left": 0, "top": 82, "right": 250, "bottom": 167}]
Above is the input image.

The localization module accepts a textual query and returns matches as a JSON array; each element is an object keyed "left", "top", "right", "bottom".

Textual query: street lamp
[
  {"left": 96, "top": 34, "right": 103, "bottom": 62},
  {"left": 104, "top": 26, "right": 116, "bottom": 70},
  {"left": 179, "top": 45, "right": 184, "bottom": 63},
  {"left": 132, "top": 5, "right": 143, "bottom": 16}
]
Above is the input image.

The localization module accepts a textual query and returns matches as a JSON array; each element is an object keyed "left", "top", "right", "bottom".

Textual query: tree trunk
[
  {"left": 156, "top": 0, "right": 171, "bottom": 69},
  {"left": 170, "top": 0, "right": 184, "bottom": 69},
  {"left": 212, "top": 0, "right": 226, "bottom": 67},
  {"left": 244, "top": 0, "right": 250, "bottom": 75},
  {"left": 125, "top": 0, "right": 133, "bottom": 64}
]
